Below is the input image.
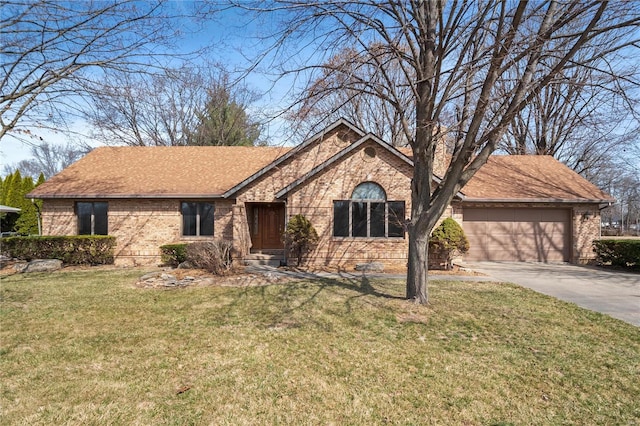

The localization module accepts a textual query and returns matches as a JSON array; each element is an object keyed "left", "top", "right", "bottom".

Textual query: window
[
  {"left": 333, "top": 182, "right": 405, "bottom": 238},
  {"left": 77, "top": 202, "right": 108, "bottom": 235},
  {"left": 181, "top": 202, "right": 214, "bottom": 236}
]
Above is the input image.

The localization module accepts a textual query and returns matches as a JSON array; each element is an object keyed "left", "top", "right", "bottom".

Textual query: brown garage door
[{"left": 463, "top": 208, "right": 570, "bottom": 262}]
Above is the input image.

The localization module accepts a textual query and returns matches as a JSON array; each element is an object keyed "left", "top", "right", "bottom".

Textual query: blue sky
[
  {"left": 2, "top": 1, "right": 639, "bottom": 175},
  {"left": 1, "top": 2, "right": 304, "bottom": 168}
]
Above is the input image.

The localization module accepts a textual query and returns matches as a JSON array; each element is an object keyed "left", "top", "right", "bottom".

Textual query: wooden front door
[{"left": 250, "top": 204, "right": 285, "bottom": 250}]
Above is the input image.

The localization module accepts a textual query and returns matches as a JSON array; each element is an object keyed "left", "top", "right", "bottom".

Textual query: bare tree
[
  {"left": 84, "top": 66, "right": 206, "bottom": 146},
  {"left": 3, "top": 142, "right": 88, "bottom": 179},
  {"left": 290, "top": 45, "right": 414, "bottom": 146},
  {"left": 1, "top": 0, "right": 212, "bottom": 141},
  {"left": 243, "top": 1, "right": 640, "bottom": 303},
  {"left": 499, "top": 48, "right": 640, "bottom": 176},
  {"left": 85, "top": 66, "right": 263, "bottom": 146}
]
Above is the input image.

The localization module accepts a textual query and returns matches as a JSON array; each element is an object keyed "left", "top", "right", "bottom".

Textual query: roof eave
[
  {"left": 223, "top": 118, "right": 366, "bottom": 198},
  {"left": 275, "top": 133, "right": 414, "bottom": 199},
  {"left": 461, "top": 197, "right": 614, "bottom": 204},
  {"left": 28, "top": 193, "right": 226, "bottom": 200}
]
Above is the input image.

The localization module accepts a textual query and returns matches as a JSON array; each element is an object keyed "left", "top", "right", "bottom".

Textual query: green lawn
[{"left": 1, "top": 268, "right": 639, "bottom": 425}]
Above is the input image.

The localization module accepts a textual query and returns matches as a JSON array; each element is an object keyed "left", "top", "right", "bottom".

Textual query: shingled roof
[
  {"left": 29, "top": 146, "right": 291, "bottom": 199},
  {"left": 462, "top": 155, "right": 613, "bottom": 202},
  {"left": 29, "top": 145, "right": 612, "bottom": 203}
]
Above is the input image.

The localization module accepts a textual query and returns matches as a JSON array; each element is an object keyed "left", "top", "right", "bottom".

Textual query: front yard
[{"left": 1, "top": 268, "right": 639, "bottom": 424}]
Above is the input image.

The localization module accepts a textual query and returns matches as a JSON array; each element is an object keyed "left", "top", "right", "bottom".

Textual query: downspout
[
  {"left": 282, "top": 198, "right": 288, "bottom": 266},
  {"left": 598, "top": 201, "right": 613, "bottom": 239}
]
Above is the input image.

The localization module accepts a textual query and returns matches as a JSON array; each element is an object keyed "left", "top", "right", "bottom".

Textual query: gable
[
  {"left": 224, "top": 118, "right": 365, "bottom": 198},
  {"left": 275, "top": 134, "right": 413, "bottom": 199},
  {"left": 284, "top": 140, "right": 414, "bottom": 208}
]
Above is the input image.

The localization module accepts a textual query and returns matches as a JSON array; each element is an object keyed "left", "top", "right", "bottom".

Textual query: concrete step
[
  {"left": 244, "top": 258, "right": 284, "bottom": 267},
  {"left": 244, "top": 253, "right": 285, "bottom": 267},
  {"left": 249, "top": 249, "right": 285, "bottom": 256},
  {"left": 245, "top": 253, "right": 283, "bottom": 260}
]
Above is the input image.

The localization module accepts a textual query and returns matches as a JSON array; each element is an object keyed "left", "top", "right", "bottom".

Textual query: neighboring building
[{"left": 28, "top": 119, "right": 613, "bottom": 267}]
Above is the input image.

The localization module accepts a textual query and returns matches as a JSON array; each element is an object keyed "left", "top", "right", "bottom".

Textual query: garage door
[{"left": 463, "top": 208, "right": 570, "bottom": 262}]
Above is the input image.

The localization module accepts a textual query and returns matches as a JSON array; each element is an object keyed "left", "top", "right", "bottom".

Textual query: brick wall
[
  {"left": 237, "top": 125, "right": 360, "bottom": 202},
  {"left": 285, "top": 141, "right": 414, "bottom": 268},
  {"left": 572, "top": 205, "right": 601, "bottom": 264},
  {"left": 40, "top": 198, "right": 235, "bottom": 266}
]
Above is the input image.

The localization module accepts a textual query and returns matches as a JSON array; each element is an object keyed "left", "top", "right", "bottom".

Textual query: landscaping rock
[
  {"left": 0, "top": 255, "right": 12, "bottom": 268},
  {"left": 140, "top": 271, "right": 162, "bottom": 281},
  {"left": 13, "top": 262, "right": 28, "bottom": 273},
  {"left": 134, "top": 269, "right": 292, "bottom": 289},
  {"left": 354, "top": 262, "right": 384, "bottom": 272},
  {"left": 20, "top": 259, "right": 63, "bottom": 273}
]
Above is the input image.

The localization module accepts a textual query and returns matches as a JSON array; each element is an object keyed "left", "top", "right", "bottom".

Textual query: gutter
[
  {"left": 26, "top": 193, "right": 227, "bottom": 200},
  {"left": 461, "top": 198, "right": 614, "bottom": 204}
]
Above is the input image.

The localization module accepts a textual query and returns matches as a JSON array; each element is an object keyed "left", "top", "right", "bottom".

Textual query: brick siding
[
  {"left": 38, "top": 126, "right": 602, "bottom": 267},
  {"left": 40, "top": 198, "right": 235, "bottom": 266}
]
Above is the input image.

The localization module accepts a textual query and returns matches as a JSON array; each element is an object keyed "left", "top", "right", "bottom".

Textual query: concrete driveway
[{"left": 468, "top": 262, "right": 640, "bottom": 327}]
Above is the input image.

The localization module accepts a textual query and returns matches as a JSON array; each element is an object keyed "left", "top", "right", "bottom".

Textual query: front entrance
[{"left": 248, "top": 203, "right": 285, "bottom": 250}]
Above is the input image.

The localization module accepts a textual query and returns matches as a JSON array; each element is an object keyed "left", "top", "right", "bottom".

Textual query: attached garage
[{"left": 463, "top": 207, "right": 571, "bottom": 262}]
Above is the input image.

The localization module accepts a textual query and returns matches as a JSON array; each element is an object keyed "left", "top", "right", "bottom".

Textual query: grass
[{"left": 1, "top": 268, "right": 639, "bottom": 425}]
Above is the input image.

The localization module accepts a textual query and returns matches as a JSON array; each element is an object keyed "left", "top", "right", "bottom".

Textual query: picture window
[{"left": 181, "top": 202, "right": 214, "bottom": 236}]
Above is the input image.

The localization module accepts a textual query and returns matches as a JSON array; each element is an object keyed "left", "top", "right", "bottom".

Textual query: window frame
[
  {"left": 333, "top": 182, "right": 405, "bottom": 239},
  {"left": 181, "top": 201, "right": 214, "bottom": 237},
  {"left": 333, "top": 200, "right": 406, "bottom": 238},
  {"left": 76, "top": 201, "right": 108, "bottom": 235}
]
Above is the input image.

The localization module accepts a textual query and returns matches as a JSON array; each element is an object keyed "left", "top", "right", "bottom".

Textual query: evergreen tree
[
  {"left": 1, "top": 171, "right": 22, "bottom": 232},
  {"left": 15, "top": 175, "right": 39, "bottom": 235},
  {"left": 4, "top": 170, "right": 22, "bottom": 209},
  {"left": 1, "top": 172, "right": 13, "bottom": 205},
  {"left": 0, "top": 170, "right": 45, "bottom": 234},
  {"left": 190, "top": 87, "right": 261, "bottom": 146}
]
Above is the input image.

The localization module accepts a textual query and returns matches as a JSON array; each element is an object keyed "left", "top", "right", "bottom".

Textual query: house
[{"left": 28, "top": 119, "right": 613, "bottom": 267}]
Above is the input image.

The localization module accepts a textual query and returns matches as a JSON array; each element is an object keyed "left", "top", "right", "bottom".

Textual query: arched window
[
  {"left": 333, "top": 182, "right": 405, "bottom": 238},
  {"left": 351, "top": 182, "right": 386, "bottom": 201}
]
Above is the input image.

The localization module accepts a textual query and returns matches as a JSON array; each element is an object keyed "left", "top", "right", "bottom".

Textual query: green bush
[
  {"left": 159, "top": 243, "right": 188, "bottom": 267},
  {"left": 429, "top": 218, "right": 469, "bottom": 270},
  {"left": 593, "top": 239, "right": 640, "bottom": 268},
  {"left": 283, "top": 214, "right": 319, "bottom": 266},
  {"left": 1, "top": 235, "right": 116, "bottom": 265}
]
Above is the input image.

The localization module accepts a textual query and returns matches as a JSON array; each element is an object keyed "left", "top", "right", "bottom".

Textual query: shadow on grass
[{"left": 222, "top": 272, "right": 406, "bottom": 328}]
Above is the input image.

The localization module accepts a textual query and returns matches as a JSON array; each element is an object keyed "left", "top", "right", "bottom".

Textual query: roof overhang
[
  {"left": 460, "top": 198, "right": 614, "bottom": 204},
  {"left": 223, "top": 118, "right": 366, "bottom": 198},
  {"left": 28, "top": 194, "right": 226, "bottom": 200},
  {"left": 273, "top": 133, "right": 465, "bottom": 200},
  {"left": 0, "top": 204, "right": 21, "bottom": 213}
]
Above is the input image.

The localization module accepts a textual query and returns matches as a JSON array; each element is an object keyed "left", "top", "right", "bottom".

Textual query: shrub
[
  {"left": 185, "top": 240, "right": 233, "bottom": 274},
  {"left": 1, "top": 235, "right": 116, "bottom": 265},
  {"left": 283, "top": 214, "right": 319, "bottom": 266},
  {"left": 429, "top": 218, "right": 469, "bottom": 270},
  {"left": 593, "top": 239, "right": 640, "bottom": 269},
  {"left": 159, "top": 243, "right": 188, "bottom": 267}
]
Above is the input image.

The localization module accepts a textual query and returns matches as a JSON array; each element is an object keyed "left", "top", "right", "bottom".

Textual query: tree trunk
[
  {"left": 406, "top": 229, "right": 429, "bottom": 303},
  {"left": 405, "top": 114, "right": 437, "bottom": 303}
]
